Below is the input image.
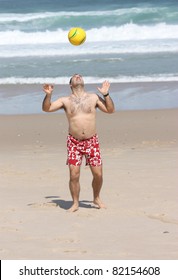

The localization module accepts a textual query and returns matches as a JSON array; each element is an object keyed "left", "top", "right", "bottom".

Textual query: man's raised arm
[{"left": 42, "top": 84, "right": 64, "bottom": 112}]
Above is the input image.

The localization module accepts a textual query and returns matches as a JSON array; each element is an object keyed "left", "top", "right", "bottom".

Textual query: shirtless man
[{"left": 42, "top": 74, "right": 115, "bottom": 212}]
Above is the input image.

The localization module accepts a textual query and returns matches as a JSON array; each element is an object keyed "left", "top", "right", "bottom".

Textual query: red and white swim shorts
[{"left": 66, "top": 134, "right": 102, "bottom": 166}]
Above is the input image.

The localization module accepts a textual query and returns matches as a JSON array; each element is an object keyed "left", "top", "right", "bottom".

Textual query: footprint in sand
[
  {"left": 146, "top": 213, "right": 178, "bottom": 225},
  {"left": 54, "top": 237, "right": 79, "bottom": 244},
  {"left": 28, "top": 202, "right": 58, "bottom": 208},
  {"left": 0, "top": 226, "right": 19, "bottom": 232}
]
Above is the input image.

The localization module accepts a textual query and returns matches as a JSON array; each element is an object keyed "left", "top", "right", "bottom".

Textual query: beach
[{"left": 0, "top": 107, "right": 178, "bottom": 260}]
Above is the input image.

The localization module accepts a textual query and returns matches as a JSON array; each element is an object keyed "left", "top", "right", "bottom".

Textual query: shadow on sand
[{"left": 45, "top": 196, "right": 98, "bottom": 210}]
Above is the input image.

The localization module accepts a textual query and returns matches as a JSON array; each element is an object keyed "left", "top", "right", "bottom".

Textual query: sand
[{"left": 0, "top": 109, "right": 178, "bottom": 260}]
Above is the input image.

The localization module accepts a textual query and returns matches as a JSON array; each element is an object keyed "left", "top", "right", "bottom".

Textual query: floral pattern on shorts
[{"left": 66, "top": 134, "right": 102, "bottom": 166}]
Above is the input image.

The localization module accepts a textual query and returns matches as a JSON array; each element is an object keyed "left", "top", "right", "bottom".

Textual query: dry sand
[{"left": 0, "top": 109, "right": 178, "bottom": 260}]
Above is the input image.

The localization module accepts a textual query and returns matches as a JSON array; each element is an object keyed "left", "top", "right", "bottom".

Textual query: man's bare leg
[
  {"left": 90, "top": 165, "right": 106, "bottom": 209},
  {"left": 68, "top": 165, "right": 80, "bottom": 212}
]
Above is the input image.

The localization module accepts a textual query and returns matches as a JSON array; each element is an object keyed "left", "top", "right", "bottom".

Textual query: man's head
[{"left": 69, "top": 74, "right": 84, "bottom": 89}]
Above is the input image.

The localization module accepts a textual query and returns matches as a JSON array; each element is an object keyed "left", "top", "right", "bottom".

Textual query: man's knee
[
  {"left": 91, "top": 167, "right": 103, "bottom": 180},
  {"left": 69, "top": 166, "right": 80, "bottom": 182},
  {"left": 94, "top": 172, "right": 103, "bottom": 182}
]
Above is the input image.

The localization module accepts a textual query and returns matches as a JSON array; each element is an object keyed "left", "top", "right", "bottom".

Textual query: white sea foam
[
  {"left": 0, "top": 31, "right": 178, "bottom": 58},
  {"left": 0, "top": 74, "right": 178, "bottom": 85},
  {"left": 0, "top": 23, "right": 178, "bottom": 47}
]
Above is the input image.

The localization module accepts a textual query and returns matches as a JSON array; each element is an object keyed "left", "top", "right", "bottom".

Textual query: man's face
[{"left": 70, "top": 74, "right": 84, "bottom": 87}]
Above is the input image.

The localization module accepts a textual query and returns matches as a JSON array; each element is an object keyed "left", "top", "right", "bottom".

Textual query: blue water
[{"left": 0, "top": 0, "right": 178, "bottom": 113}]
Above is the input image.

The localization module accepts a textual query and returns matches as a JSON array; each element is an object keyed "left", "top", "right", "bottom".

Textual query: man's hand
[
  {"left": 43, "top": 84, "right": 54, "bottom": 95},
  {"left": 97, "top": 80, "right": 110, "bottom": 96}
]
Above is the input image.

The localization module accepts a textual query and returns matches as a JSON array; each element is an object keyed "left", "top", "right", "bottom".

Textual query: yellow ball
[{"left": 68, "top": 27, "right": 86, "bottom": 46}]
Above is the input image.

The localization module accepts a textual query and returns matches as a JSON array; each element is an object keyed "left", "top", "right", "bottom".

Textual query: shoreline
[
  {"left": 1, "top": 80, "right": 178, "bottom": 95},
  {"left": 0, "top": 81, "right": 178, "bottom": 115}
]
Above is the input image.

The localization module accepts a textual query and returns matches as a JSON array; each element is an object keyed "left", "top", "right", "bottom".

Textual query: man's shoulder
[{"left": 59, "top": 95, "right": 70, "bottom": 102}]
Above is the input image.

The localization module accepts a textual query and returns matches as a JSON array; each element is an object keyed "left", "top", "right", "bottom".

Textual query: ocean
[{"left": 0, "top": 0, "right": 178, "bottom": 114}]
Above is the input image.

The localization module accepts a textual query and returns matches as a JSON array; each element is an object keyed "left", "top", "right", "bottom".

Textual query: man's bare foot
[
  {"left": 93, "top": 198, "right": 106, "bottom": 209},
  {"left": 67, "top": 203, "right": 79, "bottom": 212}
]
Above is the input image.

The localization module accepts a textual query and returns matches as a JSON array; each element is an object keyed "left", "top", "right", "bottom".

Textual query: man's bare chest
[{"left": 69, "top": 95, "right": 94, "bottom": 114}]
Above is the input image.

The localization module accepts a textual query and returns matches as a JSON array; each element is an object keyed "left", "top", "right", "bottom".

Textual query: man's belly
[{"left": 68, "top": 116, "right": 96, "bottom": 140}]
